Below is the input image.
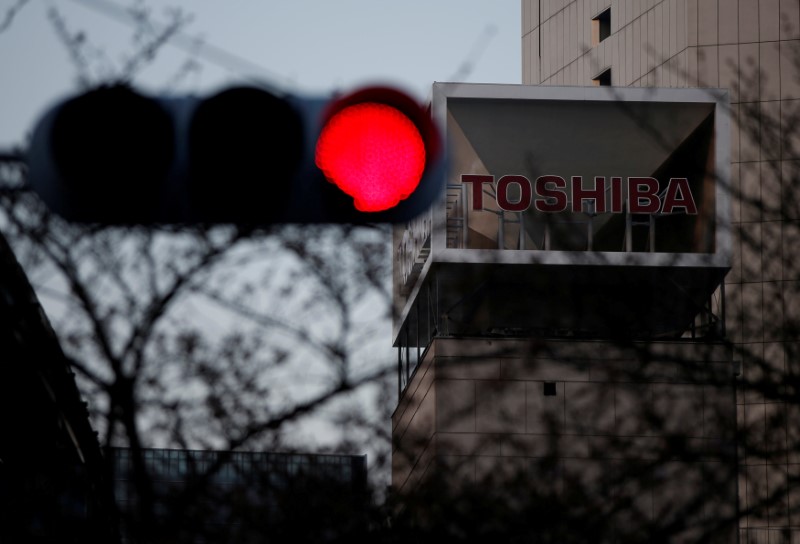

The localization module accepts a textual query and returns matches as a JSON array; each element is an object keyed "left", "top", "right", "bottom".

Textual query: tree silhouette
[
  {"left": 1, "top": 2, "right": 799, "bottom": 543},
  {"left": 0, "top": 4, "right": 395, "bottom": 542}
]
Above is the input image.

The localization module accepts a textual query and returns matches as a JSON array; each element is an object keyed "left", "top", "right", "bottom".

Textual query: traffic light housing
[{"left": 27, "top": 84, "right": 443, "bottom": 225}]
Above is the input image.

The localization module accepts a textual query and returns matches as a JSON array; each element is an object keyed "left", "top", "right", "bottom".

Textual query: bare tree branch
[{"left": 0, "top": 0, "right": 30, "bottom": 33}]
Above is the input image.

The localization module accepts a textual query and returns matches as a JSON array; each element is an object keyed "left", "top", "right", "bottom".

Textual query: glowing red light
[{"left": 315, "top": 102, "right": 426, "bottom": 212}]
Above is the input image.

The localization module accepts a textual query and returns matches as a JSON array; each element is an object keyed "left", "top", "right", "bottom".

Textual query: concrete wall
[
  {"left": 393, "top": 337, "right": 737, "bottom": 540},
  {"left": 522, "top": 2, "right": 800, "bottom": 540}
]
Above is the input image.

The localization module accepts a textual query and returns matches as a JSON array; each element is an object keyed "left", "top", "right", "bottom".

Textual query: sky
[
  {"left": 0, "top": 0, "right": 521, "bottom": 472},
  {"left": 0, "top": 0, "right": 521, "bottom": 149}
]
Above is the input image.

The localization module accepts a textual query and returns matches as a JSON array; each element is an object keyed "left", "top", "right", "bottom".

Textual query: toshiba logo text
[{"left": 461, "top": 175, "right": 698, "bottom": 215}]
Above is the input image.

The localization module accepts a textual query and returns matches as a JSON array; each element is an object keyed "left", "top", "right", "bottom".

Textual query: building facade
[
  {"left": 522, "top": 1, "right": 799, "bottom": 541},
  {"left": 391, "top": 2, "right": 798, "bottom": 542},
  {"left": 392, "top": 82, "right": 738, "bottom": 542},
  {"left": 0, "top": 231, "right": 117, "bottom": 542}
]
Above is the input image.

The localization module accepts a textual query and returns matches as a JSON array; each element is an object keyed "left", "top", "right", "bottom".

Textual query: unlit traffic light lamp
[{"left": 27, "top": 84, "right": 443, "bottom": 225}]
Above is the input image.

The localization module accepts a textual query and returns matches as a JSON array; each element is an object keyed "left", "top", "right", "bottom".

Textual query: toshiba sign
[
  {"left": 462, "top": 175, "right": 697, "bottom": 215},
  {"left": 418, "top": 84, "right": 732, "bottom": 259},
  {"left": 392, "top": 83, "right": 731, "bottom": 340}
]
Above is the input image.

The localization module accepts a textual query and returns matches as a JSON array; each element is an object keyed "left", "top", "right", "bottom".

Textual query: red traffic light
[
  {"left": 315, "top": 88, "right": 437, "bottom": 213},
  {"left": 27, "top": 84, "right": 444, "bottom": 225}
]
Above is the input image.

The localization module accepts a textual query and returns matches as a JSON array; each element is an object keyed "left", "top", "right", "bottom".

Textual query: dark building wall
[{"left": 0, "top": 233, "right": 117, "bottom": 542}]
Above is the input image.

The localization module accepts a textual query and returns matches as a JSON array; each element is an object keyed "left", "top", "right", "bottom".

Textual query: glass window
[
  {"left": 592, "top": 8, "right": 611, "bottom": 45},
  {"left": 592, "top": 68, "right": 611, "bottom": 86}
]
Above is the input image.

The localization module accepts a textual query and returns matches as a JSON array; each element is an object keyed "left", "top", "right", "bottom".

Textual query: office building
[
  {"left": 393, "top": 81, "right": 736, "bottom": 542},
  {"left": 392, "top": 2, "right": 798, "bottom": 542},
  {"left": 522, "top": 1, "right": 799, "bottom": 541}
]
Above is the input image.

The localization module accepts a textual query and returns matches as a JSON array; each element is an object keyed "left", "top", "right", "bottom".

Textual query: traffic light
[{"left": 26, "top": 84, "right": 443, "bottom": 225}]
